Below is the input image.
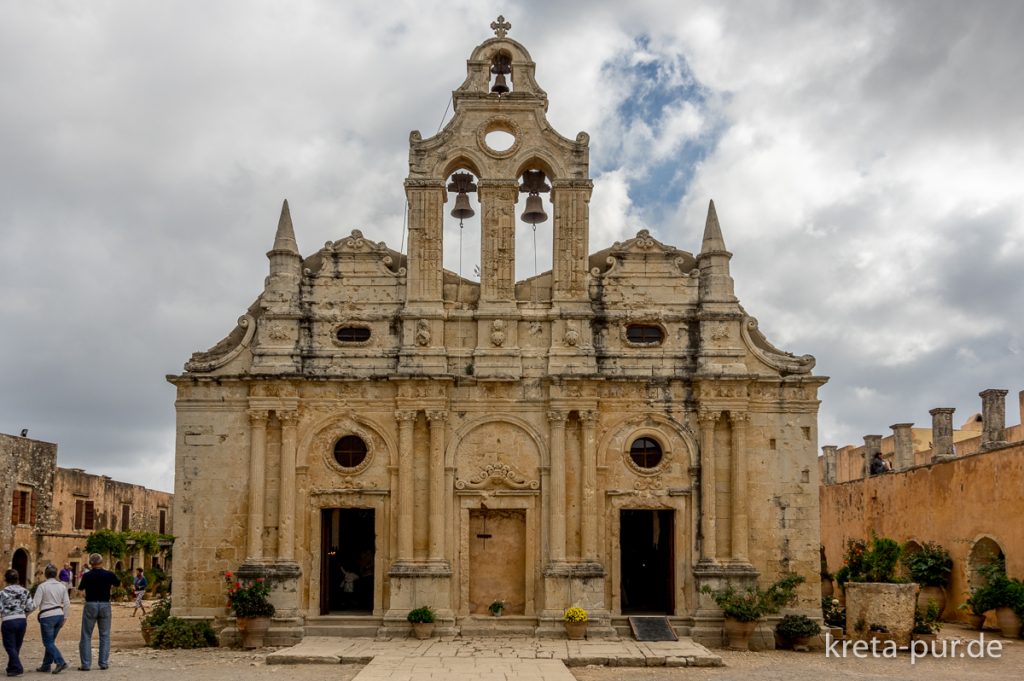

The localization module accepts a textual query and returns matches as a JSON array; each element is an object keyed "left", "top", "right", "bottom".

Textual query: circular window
[
  {"left": 334, "top": 435, "right": 368, "bottom": 468},
  {"left": 484, "top": 129, "right": 516, "bottom": 152},
  {"left": 629, "top": 437, "right": 663, "bottom": 469}
]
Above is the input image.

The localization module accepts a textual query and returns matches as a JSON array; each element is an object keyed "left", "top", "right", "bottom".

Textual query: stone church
[{"left": 169, "top": 19, "right": 826, "bottom": 645}]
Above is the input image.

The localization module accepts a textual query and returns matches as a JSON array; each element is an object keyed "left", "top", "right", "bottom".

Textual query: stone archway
[
  {"left": 11, "top": 548, "right": 29, "bottom": 586},
  {"left": 968, "top": 536, "right": 1005, "bottom": 588}
]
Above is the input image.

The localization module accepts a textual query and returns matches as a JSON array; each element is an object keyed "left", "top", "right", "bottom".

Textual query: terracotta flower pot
[
  {"left": 916, "top": 586, "right": 947, "bottom": 617},
  {"left": 411, "top": 622, "right": 434, "bottom": 640},
  {"left": 723, "top": 618, "right": 757, "bottom": 651},
  {"left": 821, "top": 580, "right": 834, "bottom": 599},
  {"left": 965, "top": 612, "right": 985, "bottom": 630},
  {"left": 564, "top": 621, "right": 587, "bottom": 640},
  {"left": 141, "top": 624, "right": 156, "bottom": 646},
  {"left": 995, "top": 607, "right": 1022, "bottom": 638},
  {"left": 236, "top": 616, "right": 271, "bottom": 648}
]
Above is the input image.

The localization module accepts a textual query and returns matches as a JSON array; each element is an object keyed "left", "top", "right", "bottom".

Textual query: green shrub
[
  {"left": 913, "top": 599, "right": 943, "bottom": 634},
  {"left": 701, "top": 574, "right": 805, "bottom": 622},
  {"left": 970, "top": 559, "right": 1024, "bottom": 617},
  {"left": 837, "top": 535, "right": 903, "bottom": 584},
  {"left": 776, "top": 614, "right": 820, "bottom": 639},
  {"left": 151, "top": 617, "right": 217, "bottom": 649},
  {"left": 407, "top": 606, "right": 435, "bottom": 623},
  {"left": 86, "top": 529, "right": 129, "bottom": 559},
  {"left": 903, "top": 542, "right": 952, "bottom": 587},
  {"left": 142, "top": 596, "right": 172, "bottom": 630},
  {"left": 821, "top": 597, "right": 846, "bottom": 628}
]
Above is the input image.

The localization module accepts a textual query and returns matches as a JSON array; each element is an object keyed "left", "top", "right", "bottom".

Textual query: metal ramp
[{"left": 627, "top": 616, "right": 678, "bottom": 641}]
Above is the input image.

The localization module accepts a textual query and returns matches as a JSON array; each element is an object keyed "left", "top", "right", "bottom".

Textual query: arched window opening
[
  {"left": 443, "top": 170, "right": 480, "bottom": 285},
  {"left": 968, "top": 537, "right": 1006, "bottom": 589},
  {"left": 515, "top": 169, "right": 552, "bottom": 285},
  {"left": 490, "top": 53, "right": 512, "bottom": 94}
]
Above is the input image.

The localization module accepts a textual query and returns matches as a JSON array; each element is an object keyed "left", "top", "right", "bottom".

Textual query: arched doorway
[
  {"left": 968, "top": 537, "right": 1005, "bottom": 588},
  {"left": 11, "top": 548, "right": 29, "bottom": 586}
]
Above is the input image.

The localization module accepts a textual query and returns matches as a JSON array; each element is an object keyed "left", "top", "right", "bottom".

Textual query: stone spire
[
  {"left": 701, "top": 199, "right": 728, "bottom": 254},
  {"left": 270, "top": 199, "right": 299, "bottom": 256}
]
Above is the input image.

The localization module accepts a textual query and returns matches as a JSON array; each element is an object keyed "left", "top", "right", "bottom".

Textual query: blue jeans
[
  {"left": 40, "top": 615, "right": 66, "bottom": 668},
  {"left": 2, "top": 618, "right": 27, "bottom": 675},
  {"left": 79, "top": 602, "right": 112, "bottom": 669}
]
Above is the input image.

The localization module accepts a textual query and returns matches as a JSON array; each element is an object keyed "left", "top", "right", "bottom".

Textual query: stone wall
[{"left": 0, "top": 433, "right": 57, "bottom": 583}]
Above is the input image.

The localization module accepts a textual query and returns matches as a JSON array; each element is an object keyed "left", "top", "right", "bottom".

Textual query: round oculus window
[
  {"left": 629, "top": 437, "right": 663, "bottom": 469},
  {"left": 333, "top": 435, "right": 368, "bottom": 468}
]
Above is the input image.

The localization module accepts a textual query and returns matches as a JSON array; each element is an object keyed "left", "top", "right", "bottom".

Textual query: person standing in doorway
[
  {"left": 131, "top": 568, "right": 147, "bottom": 617},
  {"left": 32, "top": 564, "right": 70, "bottom": 674},
  {"left": 58, "top": 565, "right": 72, "bottom": 588},
  {"left": 1, "top": 568, "right": 35, "bottom": 677},
  {"left": 77, "top": 554, "right": 120, "bottom": 671}
]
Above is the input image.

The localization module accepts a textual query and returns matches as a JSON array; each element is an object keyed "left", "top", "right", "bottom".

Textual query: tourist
[
  {"left": 131, "top": 568, "right": 148, "bottom": 617},
  {"left": 869, "top": 451, "right": 889, "bottom": 475},
  {"left": 1, "top": 568, "right": 35, "bottom": 677},
  {"left": 57, "top": 565, "right": 72, "bottom": 588},
  {"left": 32, "top": 564, "right": 70, "bottom": 674},
  {"left": 77, "top": 554, "right": 120, "bottom": 671}
]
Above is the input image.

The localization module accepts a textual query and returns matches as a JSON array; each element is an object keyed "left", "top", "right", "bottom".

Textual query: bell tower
[{"left": 397, "top": 16, "right": 595, "bottom": 378}]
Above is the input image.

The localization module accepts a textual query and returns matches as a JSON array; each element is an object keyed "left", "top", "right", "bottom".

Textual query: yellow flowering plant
[{"left": 563, "top": 606, "right": 588, "bottom": 623}]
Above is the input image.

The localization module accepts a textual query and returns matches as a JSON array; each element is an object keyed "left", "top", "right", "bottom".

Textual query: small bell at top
[
  {"left": 491, "top": 73, "right": 509, "bottom": 94},
  {"left": 451, "top": 192, "right": 475, "bottom": 221},
  {"left": 521, "top": 194, "right": 548, "bottom": 225}
]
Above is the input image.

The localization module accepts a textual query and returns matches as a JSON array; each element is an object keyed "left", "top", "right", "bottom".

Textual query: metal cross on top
[{"left": 491, "top": 15, "right": 511, "bottom": 38}]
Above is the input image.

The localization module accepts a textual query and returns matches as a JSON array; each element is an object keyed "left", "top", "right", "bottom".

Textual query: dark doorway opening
[
  {"left": 620, "top": 509, "right": 674, "bottom": 614},
  {"left": 11, "top": 548, "right": 29, "bottom": 586},
  {"left": 320, "top": 508, "right": 375, "bottom": 615}
]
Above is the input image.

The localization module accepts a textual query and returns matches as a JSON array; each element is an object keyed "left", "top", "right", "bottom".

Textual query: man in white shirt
[{"left": 32, "top": 564, "right": 70, "bottom": 674}]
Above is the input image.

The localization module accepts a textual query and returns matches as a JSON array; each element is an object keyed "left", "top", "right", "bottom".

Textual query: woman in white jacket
[{"left": 32, "top": 564, "right": 70, "bottom": 674}]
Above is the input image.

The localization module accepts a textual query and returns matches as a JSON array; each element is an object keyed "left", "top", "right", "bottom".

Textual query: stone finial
[
  {"left": 929, "top": 407, "right": 956, "bottom": 462},
  {"left": 979, "top": 388, "right": 1009, "bottom": 451},
  {"left": 890, "top": 423, "right": 915, "bottom": 471},
  {"left": 863, "top": 434, "right": 882, "bottom": 478},
  {"left": 490, "top": 15, "right": 511, "bottom": 38},
  {"left": 701, "top": 199, "right": 727, "bottom": 254},
  {"left": 271, "top": 199, "right": 299, "bottom": 255},
  {"left": 822, "top": 445, "right": 837, "bottom": 485}
]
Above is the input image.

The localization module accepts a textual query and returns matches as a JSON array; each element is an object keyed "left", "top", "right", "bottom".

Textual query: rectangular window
[
  {"left": 121, "top": 504, "right": 131, "bottom": 531},
  {"left": 75, "top": 499, "right": 96, "bottom": 530},
  {"left": 11, "top": 490, "right": 31, "bottom": 525},
  {"left": 158, "top": 509, "right": 167, "bottom": 534}
]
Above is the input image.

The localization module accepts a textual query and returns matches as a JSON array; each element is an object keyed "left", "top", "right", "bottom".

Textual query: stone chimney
[
  {"left": 890, "top": 423, "right": 915, "bottom": 471},
  {"left": 822, "top": 445, "right": 837, "bottom": 484},
  {"left": 863, "top": 434, "right": 882, "bottom": 477},
  {"left": 929, "top": 407, "right": 956, "bottom": 462},
  {"left": 979, "top": 389, "right": 1009, "bottom": 451}
]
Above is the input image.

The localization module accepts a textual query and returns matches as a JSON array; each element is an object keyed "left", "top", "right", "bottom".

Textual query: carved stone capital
[
  {"left": 248, "top": 410, "right": 270, "bottom": 426},
  {"left": 426, "top": 410, "right": 448, "bottom": 423},
  {"left": 580, "top": 410, "right": 599, "bottom": 424},
  {"left": 547, "top": 410, "right": 568, "bottom": 424},
  {"left": 277, "top": 411, "right": 299, "bottom": 426},
  {"left": 395, "top": 409, "right": 418, "bottom": 423},
  {"left": 728, "top": 412, "right": 750, "bottom": 425},
  {"left": 697, "top": 409, "right": 721, "bottom": 424}
]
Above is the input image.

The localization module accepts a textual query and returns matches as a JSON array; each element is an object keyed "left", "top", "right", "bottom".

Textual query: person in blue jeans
[
  {"left": 33, "top": 564, "right": 71, "bottom": 674},
  {"left": 1, "top": 567, "right": 35, "bottom": 677},
  {"left": 77, "top": 554, "right": 120, "bottom": 671}
]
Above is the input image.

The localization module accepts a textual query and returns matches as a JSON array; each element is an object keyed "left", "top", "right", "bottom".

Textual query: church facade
[{"left": 169, "top": 21, "right": 826, "bottom": 645}]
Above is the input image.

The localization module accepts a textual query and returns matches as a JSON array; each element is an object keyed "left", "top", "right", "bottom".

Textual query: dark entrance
[
  {"left": 11, "top": 548, "right": 29, "bottom": 586},
  {"left": 620, "top": 509, "right": 674, "bottom": 614},
  {"left": 320, "top": 508, "right": 375, "bottom": 615}
]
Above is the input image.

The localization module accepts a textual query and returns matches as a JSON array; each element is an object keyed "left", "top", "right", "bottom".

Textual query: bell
[
  {"left": 491, "top": 73, "right": 509, "bottom": 94},
  {"left": 451, "top": 192, "right": 475, "bottom": 220},
  {"left": 521, "top": 193, "right": 548, "bottom": 225}
]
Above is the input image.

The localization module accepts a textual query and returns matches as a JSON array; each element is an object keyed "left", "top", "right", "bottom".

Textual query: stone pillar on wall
[
  {"left": 546, "top": 410, "right": 568, "bottom": 564},
  {"left": 478, "top": 181, "right": 519, "bottom": 305},
  {"left": 277, "top": 411, "right": 298, "bottom": 562},
  {"left": 395, "top": 410, "right": 417, "bottom": 563},
  {"left": 698, "top": 410, "right": 719, "bottom": 563},
  {"left": 579, "top": 410, "right": 599, "bottom": 564},
  {"left": 729, "top": 412, "right": 749, "bottom": 563},
  {"left": 862, "top": 434, "right": 882, "bottom": 478},
  {"left": 890, "top": 423, "right": 915, "bottom": 471},
  {"left": 929, "top": 407, "right": 956, "bottom": 462},
  {"left": 246, "top": 410, "right": 268, "bottom": 562},
  {"left": 822, "top": 445, "right": 837, "bottom": 484},
  {"left": 398, "top": 181, "right": 446, "bottom": 375},
  {"left": 426, "top": 410, "right": 448, "bottom": 564},
  {"left": 979, "top": 389, "right": 1009, "bottom": 451}
]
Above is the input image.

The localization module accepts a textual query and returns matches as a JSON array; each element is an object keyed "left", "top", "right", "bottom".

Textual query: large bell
[
  {"left": 521, "top": 193, "right": 548, "bottom": 225},
  {"left": 491, "top": 73, "right": 510, "bottom": 94},
  {"left": 451, "top": 192, "right": 475, "bottom": 220}
]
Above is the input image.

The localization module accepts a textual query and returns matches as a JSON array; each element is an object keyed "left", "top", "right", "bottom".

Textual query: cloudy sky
[{"left": 2, "top": 1, "right": 1022, "bottom": 492}]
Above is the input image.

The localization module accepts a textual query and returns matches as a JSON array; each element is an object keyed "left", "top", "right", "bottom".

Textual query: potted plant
[
  {"left": 839, "top": 535, "right": 917, "bottom": 647},
  {"left": 488, "top": 600, "right": 505, "bottom": 617},
  {"left": 140, "top": 595, "right": 171, "bottom": 646},
  {"left": 821, "top": 596, "right": 846, "bottom": 638},
  {"left": 563, "top": 606, "right": 588, "bottom": 640},
  {"left": 902, "top": 542, "right": 952, "bottom": 616},
  {"left": 701, "top": 574, "right": 804, "bottom": 650},
  {"left": 913, "top": 600, "right": 942, "bottom": 645},
  {"left": 972, "top": 560, "right": 1024, "bottom": 638},
  {"left": 775, "top": 614, "right": 820, "bottom": 651},
  {"left": 224, "top": 571, "right": 275, "bottom": 648},
  {"left": 957, "top": 598, "right": 986, "bottom": 630},
  {"left": 407, "top": 606, "right": 436, "bottom": 639}
]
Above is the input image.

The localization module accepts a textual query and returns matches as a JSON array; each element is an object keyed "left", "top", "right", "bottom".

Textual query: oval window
[
  {"left": 629, "top": 437, "right": 663, "bottom": 469},
  {"left": 334, "top": 435, "right": 368, "bottom": 468},
  {"left": 626, "top": 324, "right": 664, "bottom": 344},
  {"left": 484, "top": 130, "right": 516, "bottom": 152},
  {"left": 337, "top": 327, "right": 371, "bottom": 343}
]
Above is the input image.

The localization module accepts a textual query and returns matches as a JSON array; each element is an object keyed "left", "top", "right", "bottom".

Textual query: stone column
[
  {"left": 404, "top": 181, "right": 445, "bottom": 303},
  {"left": 698, "top": 410, "right": 719, "bottom": 562},
  {"left": 579, "top": 410, "right": 599, "bottom": 562},
  {"left": 246, "top": 410, "right": 269, "bottom": 561},
  {"left": 395, "top": 410, "right": 418, "bottom": 562},
  {"left": 550, "top": 179, "right": 593, "bottom": 302},
  {"left": 890, "top": 423, "right": 915, "bottom": 471},
  {"left": 822, "top": 445, "right": 837, "bottom": 484},
  {"left": 863, "top": 434, "right": 882, "bottom": 478},
  {"left": 929, "top": 407, "right": 956, "bottom": 461},
  {"left": 477, "top": 181, "right": 519, "bottom": 304},
  {"left": 426, "top": 410, "right": 447, "bottom": 562},
  {"left": 979, "top": 389, "right": 1009, "bottom": 450},
  {"left": 277, "top": 411, "right": 298, "bottom": 561},
  {"left": 547, "top": 410, "right": 568, "bottom": 563},
  {"left": 729, "top": 412, "right": 749, "bottom": 563}
]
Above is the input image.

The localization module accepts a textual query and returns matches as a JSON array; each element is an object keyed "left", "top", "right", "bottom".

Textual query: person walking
[
  {"left": 131, "top": 568, "right": 148, "bottom": 617},
  {"left": 1, "top": 568, "right": 35, "bottom": 677},
  {"left": 32, "top": 564, "right": 70, "bottom": 674},
  {"left": 77, "top": 554, "right": 120, "bottom": 671}
]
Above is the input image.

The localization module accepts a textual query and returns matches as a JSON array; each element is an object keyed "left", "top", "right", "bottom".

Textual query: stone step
[
  {"left": 304, "top": 615, "right": 382, "bottom": 637},
  {"left": 457, "top": 615, "right": 540, "bottom": 637}
]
